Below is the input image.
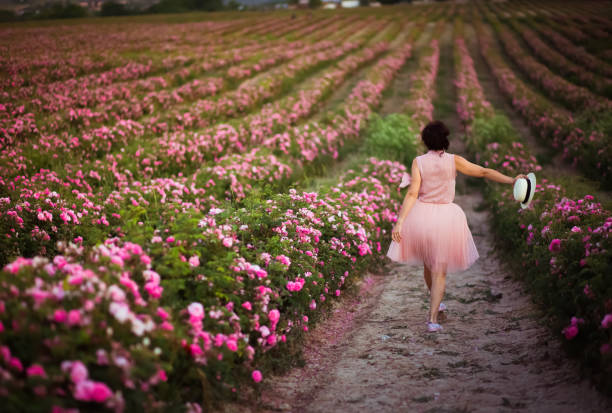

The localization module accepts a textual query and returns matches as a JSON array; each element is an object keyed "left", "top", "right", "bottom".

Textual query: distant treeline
[
  {"left": 0, "top": 0, "right": 243, "bottom": 22},
  {"left": 0, "top": 0, "right": 413, "bottom": 22}
]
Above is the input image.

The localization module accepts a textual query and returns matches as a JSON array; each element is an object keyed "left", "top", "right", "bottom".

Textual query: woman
[{"left": 387, "top": 120, "right": 526, "bottom": 332}]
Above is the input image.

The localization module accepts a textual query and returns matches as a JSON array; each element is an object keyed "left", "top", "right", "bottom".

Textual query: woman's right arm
[{"left": 455, "top": 155, "right": 525, "bottom": 184}]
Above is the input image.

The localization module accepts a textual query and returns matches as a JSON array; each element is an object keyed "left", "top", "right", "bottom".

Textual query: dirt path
[
  {"left": 380, "top": 22, "right": 434, "bottom": 116},
  {"left": 227, "top": 22, "right": 612, "bottom": 413},
  {"left": 255, "top": 194, "right": 610, "bottom": 413}
]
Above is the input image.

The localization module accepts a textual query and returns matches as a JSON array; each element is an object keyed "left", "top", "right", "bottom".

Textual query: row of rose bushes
[
  {"left": 0, "top": 14, "right": 427, "bottom": 410},
  {"left": 0, "top": 155, "right": 408, "bottom": 412},
  {"left": 515, "top": 0, "right": 610, "bottom": 41},
  {"left": 2, "top": 17, "right": 371, "bottom": 146},
  {"left": 0, "top": 23, "right": 416, "bottom": 268},
  {"left": 549, "top": 12, "right": 610, "bottom": 41},
  {"left": 529, "top": 18, "right": 612, "bottom": 79},
  {"left": 2, "top": 36, "right": 269, "bottom": 144},
  {"left": 36, "top": 36, "right": 361, "bottom": 136},
  {"left": 472, "top": 8, "right": 612, "bottom": 188},
  {"left": 484, "top": 5, "right": 611, "bottom": 113},
  {"left": 2, "top": 13, "right": 344, "bottom": 93},
  {"left": 3, "top": 32, "right": 368, "bottom": 150},
  {"left": 454, "top": 21, "right": 612, "bottom": 394},
  {"left": 23, "top": 35, "right": 391, "bottom": 183},
  {"left": 16, "top": 37, "right": 267, "bottom": 112},
  {"left": 502, "top": 17, "right": 612, "bottom": 98},
  {"left": 35, "top": 38, "right": 334, "bottom": 122},
  {"left": 507, "top": 1, "right": 612, "bottom": 61},
  {"left": 2, "top": 19, "right": 258, "bottom": 97},
  {"left": 0, "top": 27, "right": 421, "bottom": 410},
  {"left": 1, "top": 24, "right": 387, "bottom": 179},
  {"left": 35, "top": 16, "right": 370, "bottom": 125}
]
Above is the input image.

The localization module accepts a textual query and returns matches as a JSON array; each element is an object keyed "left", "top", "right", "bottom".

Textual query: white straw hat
[{"left": 513, "top": 172, "right": 536, "bottom": 209}]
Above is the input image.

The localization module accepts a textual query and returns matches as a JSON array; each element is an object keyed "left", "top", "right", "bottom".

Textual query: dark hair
[{"left": 421, "top": 120, "right": 450, "bottom": 151}]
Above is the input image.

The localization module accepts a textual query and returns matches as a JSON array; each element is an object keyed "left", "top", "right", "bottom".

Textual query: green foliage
[
  {"left": 226, "top": 0, "right": 241, "bottom": 10},
  {"left": 308, "top": 0, "right": 322, "bottom": 8},
  {"left": 363, "top": 113, "right": 420, "bottom": 168},
  {"left": 573, "top": 110, "right": 612, "bottom": 189},
  {"left": 146, "top": 0, "right": 224, "bottom": 14},
  {"left": 36, "top": 2, "right": 89, "bottom": 19},
  {"left": 100, "top": 1, "right": 132, "bottom": 16},
  {"left": 468, "top": 114, "right": 518, "bottom": 152},
  {"left": 0, "top": 9, "right": 15, "bottom": 22}
]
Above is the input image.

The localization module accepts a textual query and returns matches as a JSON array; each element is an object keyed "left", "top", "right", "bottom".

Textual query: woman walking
[{"left": 387, "top": 120, "right": 527, "bottom": 332}]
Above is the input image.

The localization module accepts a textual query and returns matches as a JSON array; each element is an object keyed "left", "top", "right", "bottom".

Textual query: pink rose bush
[
  {"left": 475, "top": 8, "right": 612, "bottom": 188},
  {"left": 0, "top": 241, "right": 181, "bottom": 411},
  {"left": 0, "top": 8, "right": 433, "bottom": 409},
  {"left": 0, "top": 156, "right": 407, "bottom": 411},
  {"left": 456, "top": 17, "right": 612, "bottom": 392},
  {"left": 490, "top": 14, "right": 611, "bottom": 111},
  {"left": 531, "top": 23, "right": 612, "bottom": 79},
  {"left": 506, "top": 18, "right": 612, "bottom": 97}
]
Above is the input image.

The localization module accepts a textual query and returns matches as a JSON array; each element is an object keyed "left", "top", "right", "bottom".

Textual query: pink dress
[{"left": 386, "top": 150, "right": 479, "bottom": 273}]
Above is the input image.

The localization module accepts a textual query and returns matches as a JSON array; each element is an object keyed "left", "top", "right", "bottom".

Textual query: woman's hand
[
  {"left": 392, "top": 221, "right": 403, "bottom": 243},
  {"left": 512, "top": 174, "right": 528, "bottom": 185}
]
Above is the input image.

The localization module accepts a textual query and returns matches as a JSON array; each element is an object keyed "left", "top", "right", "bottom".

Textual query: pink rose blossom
[
  {"left": 70, "top": 361, "right": 88, "bottom": 383},
  {"left": 67, "top": 310, "right": 81, "bottom": 326},
  {"left": 252, "top": 370, "right": 262, "bottom": 383},
  {"left": 157, "top": 307, "right": 169, "bottom": 321},
  {"left": 563, "top": 325, "right": 578, "bottom": 340},
  {"left": 189, "top": 343, "right": 203, "bottom": 356},
  {"left": 548, "top": 239, "right": 562, "bottom": 253},
  {"left": 9, "top": 357, "right": 23, "bottom": 372},
  {"left": 188, "top": 255, "right": 200, "bottom": 267},
  {"left": 26, "top": 364, "right": 46, "bottom": 378},
  {"left": 160, "top": 321, "right": 174, "bottom": 331},
  {"left": 187, "top": 303, "right": 204, "bottom": 320},
  {"left": 266, "top": 334, "right": 277, "bottom": 346},
  {"left": 74, "top": 380, "right": 113, "bottom": 402},
  {"left": 601, "top": 314, "right": 612, "bottom": 329},
  {"left": 53, "top": 309, "right": 67, "bottom": 323},
  {"left": 226, "top": 339, "right": 238, "bottom": 352},
  {"left": 268, "top": 309, "right": 280, "bottom": 323},
  {"left": 259, "top": 326, "right": 270, "bottom": 338}
]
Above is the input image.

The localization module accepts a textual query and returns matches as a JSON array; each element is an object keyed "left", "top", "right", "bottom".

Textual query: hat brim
[{"left": 520, "top": 173, "right": 536, "bottom": 209}]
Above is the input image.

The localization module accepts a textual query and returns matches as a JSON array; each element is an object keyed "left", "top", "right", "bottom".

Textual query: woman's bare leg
[
  {"left": 429, "top": 270, "right": 446, "bottom": 323},
  {"left": 424, "top": 265, "right": 432, "bottom": 292}
]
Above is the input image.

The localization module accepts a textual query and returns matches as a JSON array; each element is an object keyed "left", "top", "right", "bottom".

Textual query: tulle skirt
[{"left": 386, "top": 199, "right": 479, "bottom": 273}]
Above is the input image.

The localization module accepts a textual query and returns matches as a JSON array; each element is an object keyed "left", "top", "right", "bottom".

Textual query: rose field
[{"left": 1, "top": 0, "right": 612, "bottom": 411}]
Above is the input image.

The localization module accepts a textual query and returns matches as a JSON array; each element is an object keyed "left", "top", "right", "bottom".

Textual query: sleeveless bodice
[{"left": 416, "top": 150, "right": 456, "bottom": 204}]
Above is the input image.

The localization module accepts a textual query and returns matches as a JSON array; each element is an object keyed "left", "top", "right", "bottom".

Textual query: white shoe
[
  {"left": 438, "top": 302, "right": 447, "bottom": 312},
  {"left": 427, "top": 322, "right": 443, "bottom": 332}
]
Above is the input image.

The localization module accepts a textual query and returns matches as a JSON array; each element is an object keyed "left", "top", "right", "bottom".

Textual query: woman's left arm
[{"left": 392, "top": 159, "right": 421, "bottom": 243}]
